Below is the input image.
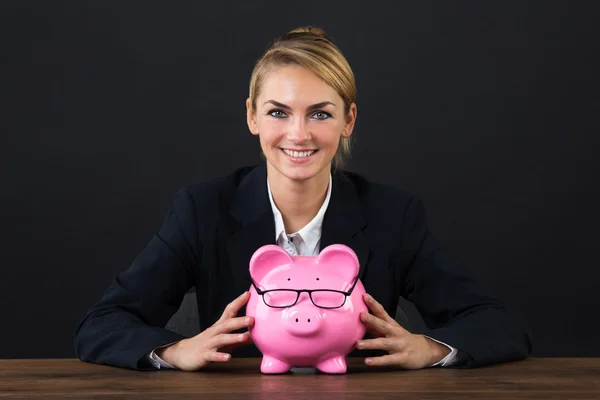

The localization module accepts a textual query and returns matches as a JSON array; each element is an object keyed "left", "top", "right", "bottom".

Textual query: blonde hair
[{"left": 249, "top": 26, "right": 356, "bottom": 169}]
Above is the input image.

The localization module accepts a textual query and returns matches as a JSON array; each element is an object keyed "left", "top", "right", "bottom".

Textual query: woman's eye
[
  {"left": 268, "top": 110, "right": 288, "bottom": 118},
  {"left": 312, "top": 111, "right": 330, "bottom": 120}
]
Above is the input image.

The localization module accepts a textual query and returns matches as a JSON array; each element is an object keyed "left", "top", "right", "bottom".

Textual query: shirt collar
[{"left": 267, "top": 173, "right": 332, "bottom": 254}]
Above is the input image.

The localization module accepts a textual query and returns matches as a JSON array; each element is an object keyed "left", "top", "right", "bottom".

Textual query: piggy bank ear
[
  {"left": 315, "top": 244, "right": 360, "bottom": 283},
  {"left": 249, "top": 245, "right": 293, "bottom": 284}
]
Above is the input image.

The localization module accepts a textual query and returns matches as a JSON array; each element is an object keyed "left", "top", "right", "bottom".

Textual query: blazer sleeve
[
  {"left": 395, "top": 196, "right": 532, "bottom": 368},
  {"left": 74, "top": 188, "right": 200, "bottom": 370}
]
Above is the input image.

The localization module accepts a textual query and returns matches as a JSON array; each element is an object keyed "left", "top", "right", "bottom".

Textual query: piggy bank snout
[{"left": 283, "top": 307, "right": 323, "bottom": 337}]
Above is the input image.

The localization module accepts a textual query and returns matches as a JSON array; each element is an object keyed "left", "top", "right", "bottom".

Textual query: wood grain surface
[{"left": 0, "top": 358, "right": 598, "bottom": 399}]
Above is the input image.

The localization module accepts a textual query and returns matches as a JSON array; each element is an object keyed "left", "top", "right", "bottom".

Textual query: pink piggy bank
[{"left": 246, "top": 244, "right": 368, "bottom": 374}]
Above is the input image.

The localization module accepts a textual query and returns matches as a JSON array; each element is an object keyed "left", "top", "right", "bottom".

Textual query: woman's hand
[
  {"left": 156, "top": 291, "right": 254, "bottom": 371},
  {"left": 356, "top": 293, "right": 450, "bottom": 369}
]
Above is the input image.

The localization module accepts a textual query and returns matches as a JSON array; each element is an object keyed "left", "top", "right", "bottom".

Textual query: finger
[
  {"left": 365, "top": 353, "right": 404, "bottom": 367},
  {"left": 212, "top": 315, "right": 254, "bottom": 335},
  {"left": 203, "top": 351, "right": 232, "bottom": 363},
  {"left": 360, "top": 312, "right": 385, "bottom": 337},
  {"left": 218, "top": 291, "right": 250, "bottom": 322},
  {"left": 211, "top": 332, "right": 251, "bottom": 350},
  {"left": 360, "top": 311, "right": 394, "bottom": 336},
  {"left": 365, "top": 326, "right": 384, "bottom": 338},
  {"left": 364, "top": 293, "right": 398, "bottom": 325},
  {"left": 220, "top": 333, "right": 254, "bottom": 353},
  {"left": 356, "top": 337, "right": 400, "bottom": 352}
]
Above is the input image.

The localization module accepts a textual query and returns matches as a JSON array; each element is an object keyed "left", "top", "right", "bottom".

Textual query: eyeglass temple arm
[
  {"left": 250, "top": 278, "right": 266, "bottom": 295},
  {"left": 345, "top": 275, "right": 360, "bottom": 294}
]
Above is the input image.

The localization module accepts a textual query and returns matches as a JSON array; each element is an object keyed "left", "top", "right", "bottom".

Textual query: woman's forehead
[{"left": 259, "top": 66, "right": 341, "bottom": 106}]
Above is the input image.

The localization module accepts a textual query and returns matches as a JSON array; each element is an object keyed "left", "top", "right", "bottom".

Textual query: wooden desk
[{"left": 0, "top": 358, "right": 598, "bottom": 399}]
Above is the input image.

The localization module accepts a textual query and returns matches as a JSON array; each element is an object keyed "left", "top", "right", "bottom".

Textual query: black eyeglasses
[{"left": 250, "top": 275, "right": 359, "bottom": 309}]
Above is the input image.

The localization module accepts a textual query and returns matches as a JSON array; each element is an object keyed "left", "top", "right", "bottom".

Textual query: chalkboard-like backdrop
[{"left": 1, "top": 0, "right": 599, "bottom": 358}]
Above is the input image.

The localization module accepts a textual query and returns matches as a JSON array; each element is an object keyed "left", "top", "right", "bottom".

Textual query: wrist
[
  {"left": 156, "top": 339, "right": 185, "bottom": 367},
  {"left": 421, "top": 335, "right": 450, "bottom": 365}
]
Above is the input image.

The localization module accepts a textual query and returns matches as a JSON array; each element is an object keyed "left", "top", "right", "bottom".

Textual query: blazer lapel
[
  {"left": 226, "top": 164, "right": 275, "bottom": 292},
  {"left": 320, "top": 172, "right": 371, "bottom": 281}
]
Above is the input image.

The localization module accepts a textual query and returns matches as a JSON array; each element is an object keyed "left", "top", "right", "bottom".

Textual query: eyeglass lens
[{"left": 263, "top": 290, "right": 346, "bottom": 308}]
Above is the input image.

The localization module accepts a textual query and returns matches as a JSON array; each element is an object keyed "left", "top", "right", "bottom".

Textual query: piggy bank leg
[
  {"left": 261, "top": 356, "right": 292, "bottom": 374},
  {"left": 316, "top": 355, "right": 347, "bottom": 374}
]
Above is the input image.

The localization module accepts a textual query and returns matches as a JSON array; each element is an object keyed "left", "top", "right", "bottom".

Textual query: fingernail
[
  {"left": 357, "top": 341, "right": 364, "bottom": 348},
  {"left": 238, "top": 333, "right": 246, "bottom": 340},
  {"left": 223, "top": 354, "right": 231, "bottom": 360},
  {"left": 245, "top": 317, "right": 251, "bottom": 324},
  {"left": 365, "top": 358, "right": 373, "bottom": 365}
]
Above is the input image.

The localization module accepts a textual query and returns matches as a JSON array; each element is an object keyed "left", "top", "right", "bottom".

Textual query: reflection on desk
[{"left": 0, "top": 358, "right": 598, "bottom": 399}]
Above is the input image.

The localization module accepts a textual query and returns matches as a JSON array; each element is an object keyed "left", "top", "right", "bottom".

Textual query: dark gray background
[{"left": 1, "top": 0, "right": 599, "bottom": 358}]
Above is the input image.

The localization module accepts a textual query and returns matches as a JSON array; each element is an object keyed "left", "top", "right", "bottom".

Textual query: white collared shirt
[
  {"left": 149, "top": 172, "right": 459, "bottom": 368},
  {"left": 266, "top": 173, "right": 332, "bottom": 257}
]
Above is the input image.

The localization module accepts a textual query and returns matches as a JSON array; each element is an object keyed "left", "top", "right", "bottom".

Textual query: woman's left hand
[{"left": 356, "top": 293, "right": 450, "bottom": 369}]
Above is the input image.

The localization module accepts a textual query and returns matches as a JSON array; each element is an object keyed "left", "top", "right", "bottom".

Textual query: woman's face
[{"left": 246, "top": 65, "right": 356, "bottom": 183}]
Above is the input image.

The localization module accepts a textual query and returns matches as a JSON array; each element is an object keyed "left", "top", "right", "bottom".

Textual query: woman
[{"left": 74, "top": 27, "right": 532, "bottom": 371}]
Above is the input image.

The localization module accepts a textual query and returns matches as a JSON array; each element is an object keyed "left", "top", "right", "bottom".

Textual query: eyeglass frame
[{"left": 250, "top": 274, "right": 360, "bottom": 310}]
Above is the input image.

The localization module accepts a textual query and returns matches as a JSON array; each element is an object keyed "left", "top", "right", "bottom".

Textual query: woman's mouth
[
  {"left": 279, "top": 148, "right": 318, "bottom": 164},
  {"left": 281, "top": 148, "right": 317, "bottom": 158}
]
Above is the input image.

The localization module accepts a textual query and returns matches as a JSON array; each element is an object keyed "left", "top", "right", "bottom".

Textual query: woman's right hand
[{"left": 156, "top": 291, "right": 254, "bottom": 371}]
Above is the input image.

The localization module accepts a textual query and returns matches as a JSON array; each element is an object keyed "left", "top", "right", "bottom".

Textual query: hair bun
[{"left": 285, "top": 26, "right": 331, "bottom": 41}]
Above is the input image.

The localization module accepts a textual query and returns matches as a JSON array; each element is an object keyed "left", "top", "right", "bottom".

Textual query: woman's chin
[
  {"left": 267, "top": 153, "right": 330, "bottom": 183},
  {"left": 281, "top": 168, "right": 317, "bottom": 182},
  {"left": 272, "top": 163, "right": 320, "bottom": 183}
]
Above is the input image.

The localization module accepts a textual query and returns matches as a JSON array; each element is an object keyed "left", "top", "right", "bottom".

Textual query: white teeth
[{"left": 283, "top": 149, "right": 315, "bottom": 158}]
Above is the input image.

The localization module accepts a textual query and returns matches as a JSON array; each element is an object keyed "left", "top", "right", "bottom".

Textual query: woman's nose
[{"left": 286, "top": 118, "right": 311, "bottom": 142}]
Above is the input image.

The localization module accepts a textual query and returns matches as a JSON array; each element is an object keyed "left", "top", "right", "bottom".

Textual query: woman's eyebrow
[{"left": 263, "top": 100, "right": 336, "bottom": 111}]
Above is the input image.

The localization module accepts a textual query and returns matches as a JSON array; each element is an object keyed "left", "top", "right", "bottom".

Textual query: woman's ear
[
  {"left": 342, "top": 102, "right": 357, "bottom": 138},
  {"left": 246, "top": 98, "right": 259, "bottom": 136}
]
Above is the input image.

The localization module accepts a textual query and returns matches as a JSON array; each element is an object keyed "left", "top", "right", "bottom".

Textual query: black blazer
[{"left": 74, "top": 163, "right": 532, "bottom": 370}]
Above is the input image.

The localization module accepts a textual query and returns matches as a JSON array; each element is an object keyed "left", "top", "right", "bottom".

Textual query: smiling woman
[
  {"left": 74, "top": 26, "right": 532, "bottom": 372},
  {"left": 247, "top": 26, "right": 356, "bottom": 172},
  {"left": 247, "top": 65, "right": 356, "bottom": 185}
]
